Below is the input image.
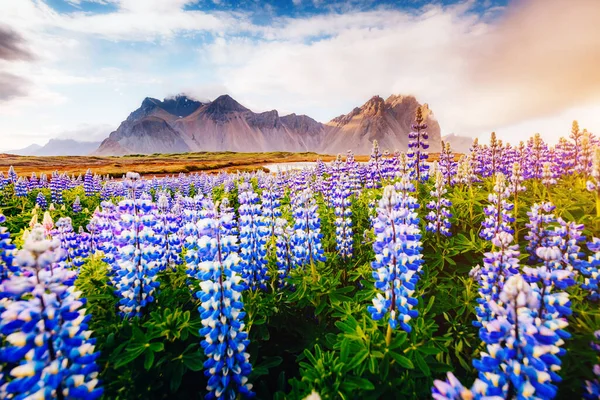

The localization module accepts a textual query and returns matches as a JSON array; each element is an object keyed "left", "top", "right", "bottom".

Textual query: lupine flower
[
  {"left": 36, "top": 192, "right": 48, "bottom": 210},
  {"left": 156, "top": 195, "right": 183, "bottom": 270},
  {"left": 434, "top": 273, "right": 571, "bottom": 399},
  {"left": 0, "top": 225, "right": 103, "bottom": 399},
  {"left": 425, "top": 170, "right": 452, "bottom": 237},
  {"left": 584, "top": 330, "right": 600, "bottom": 399},
  {"left": 578, "top": 130, "right": 594, "bottom": 177},
  {"left": 50, "top": 171, "right": 65, "bottom": 204},
  {"left": 0, "top": 214, "right": 16, "bottom": 281},
  {"left": 366, "top": 141, "right": 384, "bottom": 188},
  {"left": 332, "top": 175, "right": 353, "bottom": 258},
  {"left": 368, "top": 185, "right": 424, "bottom": 335},
  {"left": 260, "top": 178, "right": 282, "bottom": 238},
  {"left": 52, "top": 217, "right": 81, "bottom": 269},
  {"left": 524, "top": 202, "right": 557, "bottom": 264},
  {"left": 542, "top": 162, "right": 557, "bottom": 187},
  {"left": 438, "top": 141, "right": 457, "bottom": 185},
  {"left": 291, "top": 189, "right": 326, "bottom": 270},
  {"left": 471, "top": 232, "right": 520, "bottom": 328},
  {"left": 7, "top": 166, "right": 17, "bottom": 184},
  {"left": 577, "top": 238, "right": 600, "bottom": 301},
  {"left": 274, "top": 218, "right": 294, "bottom": 287},
  {"left": 407, "top": 107, "right": 429, "bottom": 182},
  {"left": 238, "top": 182, "right": 269, "bottom": 291},
  {"left": 190, "top": 200, "right": 254, "bottom": 399},
  {"left": 480, "top": 173, "right": 514, "bottom": 241},
  {"left": 110, "top": 199, "right": 162, "bottom": 318},
  {"left": 73, "top": 196, "right": 82, "bottom": 214},
  {"left": 14, "top": 178, "right": 28, "bottom": 197}
]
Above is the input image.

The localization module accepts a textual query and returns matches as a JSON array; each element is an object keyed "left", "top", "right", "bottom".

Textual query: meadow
[{"left": 0, "top": 125, "right": 598, "bottom": 400}]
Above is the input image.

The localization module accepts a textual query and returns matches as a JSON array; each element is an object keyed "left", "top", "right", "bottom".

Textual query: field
[
  {"left": 0, "top": 133, "right": 598, "bottom": 400},
  {"left": 0, "top": 151, "right": 373, "bottom": 177}
]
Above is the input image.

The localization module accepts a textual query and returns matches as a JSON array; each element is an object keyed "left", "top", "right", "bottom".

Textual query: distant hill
[
  {"left": 95, "top": 93, "right": 442, "bottom": 155},
  {"left": 8, "top": 139, "right": 101, "bottom": 156}
]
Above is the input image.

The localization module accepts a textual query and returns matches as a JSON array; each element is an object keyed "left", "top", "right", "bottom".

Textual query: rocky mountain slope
[
  {"left": 322, "top": 95, "right": 441, "bottom": 154},
  {"left": 95, "top": 94, "right": 442, "bottom": 155}
]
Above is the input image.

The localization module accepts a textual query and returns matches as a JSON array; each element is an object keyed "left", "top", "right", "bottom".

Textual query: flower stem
[{"left": 385, "top": 324, "right": 393, "bottom": 347}]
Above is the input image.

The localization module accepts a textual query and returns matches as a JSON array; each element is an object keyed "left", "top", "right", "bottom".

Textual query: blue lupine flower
[
  {"left": 577, "top": 238, "right": 600, "bottom": 301},
  {"left": 480, "top": 173, "right": 514, "bottom": 241},
  {"left": 274, "top": 218, "right": 294, "bottom": 287},
  {"left": 157, "top": 195, "right": 183, "bottom": 270},
  {"left": 366, "top": 141, "right": 384, "bottom": 188},
  {"left": 238, "top": 182, "right": 269, "bottom": 291},
  {"left": 190, "top": 200, "right": 254, "bottom": 399},
  {"left": 425, "top": 169, "right": 452, "bottom": 237},
  {"left": 0, "top": 214, "right": 16, "bottom": 281},
  {"left": 439, "top": 141, "right": 457, "bottom": 185},
  {"left": 14, "top": 178, "right": 28, "bottom": 198},
  {"left": 368, "top": 185, "right": 424, "bottom": 333},
  {"left": 524, "top": 202, "right": 557, "bottom": 264},
  {"left": 470, "top": 232, "right": 520, "bottom": 328},
  {"left": 7, "top": 166, "right": 17, "bottom": 184},
  {"left": 110, "top": 198, "right": 162, "bottom": 318},
  {"left": 36, "top": 192, "right": 48, "bottom": 210},
  {"left": 73, "top": 196, "right": 82, "bottom": 214},
  {"left": 291, "top": 189, "right": 326, "bottom": 269},
  {"left": 52, "top": 217, "right": 81, "bottom": 269},
  {"left": 584, "top": 330, "right": 600, "bottom": 399},
  {"left": 434, "top": 273, "right": 571, "bottom": 399},
  {"left": 332, "top": 175, "right": 353, "bottom": 258},
  {"left": 50, "top": 171, "right": 65, "bottom": 205},
  {"left": 260, "top": 178, "right": 282, "bottom": 238},
  {"left": 0, "top": 225, "right": 103, "bottom": 399}
]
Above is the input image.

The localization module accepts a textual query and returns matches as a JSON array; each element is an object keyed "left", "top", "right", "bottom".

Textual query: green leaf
[
  {"left": 389, "top": 352, "right": 414, "bottom": 369},
  {"left": 114, "top": 345, "right": 146, "bottom": 368},
  {"left": 418, "top": 345, "right": 442, "bottom": 355},
  {"left": 415, "top": 352, "right": 431, "bottom": 376},
  {"left": 149, "top": 342, "right": 165, "bottom": 352},
  {"left": 342, "top": 376, "right": 375, "bottom": 391},
  {"left": 182, "top": 351, "right": 205, "bottom": 372},
  {"left": 388, "top": 331, "right": 408, "bottom": 350},
  {"left": 346, "top": 349, "right": 369, "bottom": 371},
  {"left": 144, "top": 349, "right": 155, "bottom": 370}
]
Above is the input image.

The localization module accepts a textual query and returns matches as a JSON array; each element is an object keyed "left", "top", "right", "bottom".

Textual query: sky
[{"left": 0, "top": 0, "right": 599, "bottom": 150}]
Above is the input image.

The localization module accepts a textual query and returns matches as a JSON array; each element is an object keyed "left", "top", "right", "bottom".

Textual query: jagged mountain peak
[
  {"left": 129, "top": 94, "right": 203, "bottom": 121},
  {"left": 205, "top": 94, "right": 248, "bottom": 113}
]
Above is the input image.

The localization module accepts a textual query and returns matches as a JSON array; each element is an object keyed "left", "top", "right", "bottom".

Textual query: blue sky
[{"left": 0, "top": 0, "right": 598, "bottom": 150}]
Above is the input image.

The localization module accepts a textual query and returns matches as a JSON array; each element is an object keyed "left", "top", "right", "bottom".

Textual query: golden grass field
[{"left": 0, "top": 151, "right": 447, "bottom": 177}]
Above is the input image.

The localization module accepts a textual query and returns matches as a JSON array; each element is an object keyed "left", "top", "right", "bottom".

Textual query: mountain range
[
  {"left": 95, "top": 94, "right": 443, "bottom": 155},
  {"left": 9, "top": 94, "right": 472, "bottom": 157},
  {"left": 9, "top": 139, "right": 102, "bottom": 156}
]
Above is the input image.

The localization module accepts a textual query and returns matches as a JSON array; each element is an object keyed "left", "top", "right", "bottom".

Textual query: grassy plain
[{"left": 0, "top": 151, "right": 450, "bottom": 177}]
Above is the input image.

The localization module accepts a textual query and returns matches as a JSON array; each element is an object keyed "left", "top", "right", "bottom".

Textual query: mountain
[
  {"left": 8, "top": 140, "right": 100, "bottom": 156},
  {"left": 95, "top": 93, "right": 442, "bottom": 156},
  {"left": 8, "top": 143, "right": 43, "bottom": 155},
  {"left": 442, "top": 133, "right": 473, "bottom": 154},
  {"left": 322, "top": 95, "right": 442, "bottom": 154}
]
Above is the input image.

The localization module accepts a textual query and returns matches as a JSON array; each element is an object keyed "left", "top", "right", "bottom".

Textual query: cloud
[
  {"left": 56, "top": 123, "right": 114, "bottom": 141},
  {"left": 0, "top": 72, "right": 30, "bottom": 101},
  {"left": 0, "top": 24, "right": 34, "bottom": 60},
  {"left": 201, "top": 0, "right": 600, "bottom": 143}
]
